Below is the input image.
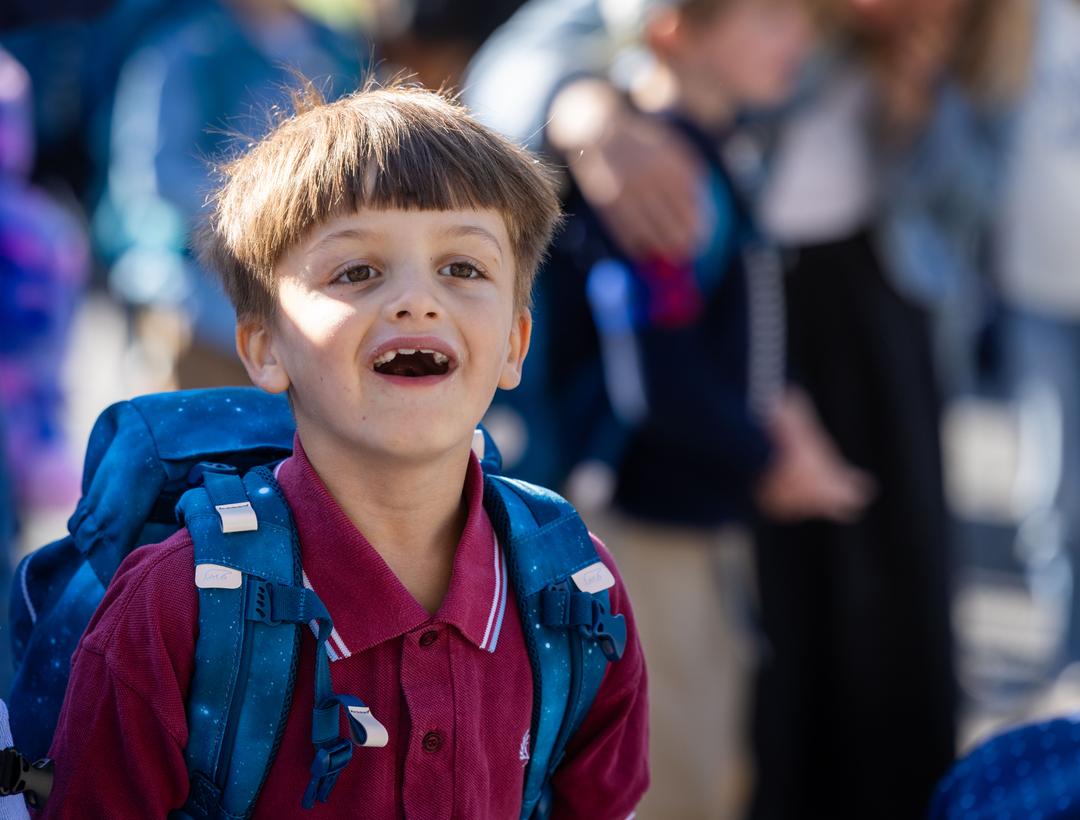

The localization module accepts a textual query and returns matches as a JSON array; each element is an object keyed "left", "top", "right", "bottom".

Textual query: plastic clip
[
  {"left": 0, "top": 749, "right": 54, "bottom": 810},
  {"left": 579, "top": 599, "right": 627, "bottom": 662},
  {"left": 246, "top": 579, "right": 279, "bottom": 625},
  {"left": 303, "top": 738, "right": 353, "bottom": 808}
]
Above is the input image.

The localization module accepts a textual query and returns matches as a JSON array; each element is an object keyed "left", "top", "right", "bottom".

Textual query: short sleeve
[{"left": 41, "top": 533, "right": 198, "bottom": 818}]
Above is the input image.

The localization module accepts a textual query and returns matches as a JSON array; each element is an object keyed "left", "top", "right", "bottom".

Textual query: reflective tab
[
  {"left": 215, "top": 501, "right": 258, "bottom": 533},
  {"left": 471, "top": 429, "right": 485, "bottom": 461},
  {"left": 195, "top": 563, "right": 243, "bottom": 590},
  {"left": 571, "top": 562, "right": 615, "bottom": 593},
  {"left": 347, "top": 704, "right": 389, "bottom": 748}
]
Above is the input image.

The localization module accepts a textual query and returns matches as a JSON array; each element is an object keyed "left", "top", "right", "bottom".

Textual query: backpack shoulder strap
[
  {"left": 175, "top": 465, "right": 302, "bottom": 820},
  {"left": 175, "top": 465, "right": 385, "bottom": 820},
  {"left": 483, "top": 475, "right": 627, "bottom": 820}
]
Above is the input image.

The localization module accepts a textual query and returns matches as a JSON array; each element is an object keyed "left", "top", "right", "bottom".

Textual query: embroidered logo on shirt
[{"left": 519, "top": 730, "right": 531, "bottom": 764}]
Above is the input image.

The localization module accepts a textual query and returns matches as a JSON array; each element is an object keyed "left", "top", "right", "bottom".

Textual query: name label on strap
[
  {"left": 571, "top": 562, "right": 615, "bottom": 594},
  {"left": 195, "top": 563, "right": 243, "bottom": 590}
]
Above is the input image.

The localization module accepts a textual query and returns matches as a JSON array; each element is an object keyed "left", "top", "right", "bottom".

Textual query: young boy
[
  {"left": 41, "top": 84, "right": 648, "bottom": 818},
  {"left": 536, "top": 1, "right": 871, "bottom": 816}
]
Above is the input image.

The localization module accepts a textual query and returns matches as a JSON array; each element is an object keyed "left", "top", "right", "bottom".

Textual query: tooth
[
  {"left": 398, "top": 348, "right": 417, "bottom": 355},
  {"left": 433, "top": 352, "right": 449, "bottom": 365},
  {"left": 420, "top": 349, "right": 434, "bottom": 355},
  {"left": 375, "top": 350, "right": 398, "bottom": 365}
]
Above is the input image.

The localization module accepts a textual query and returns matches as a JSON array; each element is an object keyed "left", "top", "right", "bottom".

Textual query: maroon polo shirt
[{"left": 42, "top": 440, "right": 648, "bottom": 819}]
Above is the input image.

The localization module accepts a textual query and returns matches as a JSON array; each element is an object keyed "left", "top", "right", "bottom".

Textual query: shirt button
[
  {"left": 422, "top": 731, "right": 443, "bottom": 753},
  {"left": 419, "top": 630, "right": 439, "bottom": 647}
]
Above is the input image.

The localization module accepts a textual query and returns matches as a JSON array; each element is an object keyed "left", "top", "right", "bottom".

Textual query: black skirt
[{"left": 751, "top": 230, "right": 957, "bottom": 820}]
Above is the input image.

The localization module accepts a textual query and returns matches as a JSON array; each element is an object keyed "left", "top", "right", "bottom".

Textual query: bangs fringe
[{"left": 199, "top": 79, "right": 561, "bottom": 321}]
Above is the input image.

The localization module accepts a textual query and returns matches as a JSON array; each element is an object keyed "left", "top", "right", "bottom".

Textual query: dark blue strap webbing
[{"left": 300, "top": 589, "right": 378, "bottom": 809}]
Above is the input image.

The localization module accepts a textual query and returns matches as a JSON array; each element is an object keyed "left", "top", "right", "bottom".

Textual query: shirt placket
[{"left": 401, "top": 624, "right": 455, "bottom": 819}]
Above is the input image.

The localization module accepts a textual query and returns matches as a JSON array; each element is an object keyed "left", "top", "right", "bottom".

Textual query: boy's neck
[
  {"left": 298, "top": 430, "right": 471, "bottom": 615},
  {"left": 633, "top": 60, "right": 735, "bottom": 132}
]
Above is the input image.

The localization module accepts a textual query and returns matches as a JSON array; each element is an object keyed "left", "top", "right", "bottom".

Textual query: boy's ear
[
  {"left": 498, "top": 310, "right": 533, "bottom": 390},
  {"left": 236, "top": 317, "right": 291, "bottom": 394}
]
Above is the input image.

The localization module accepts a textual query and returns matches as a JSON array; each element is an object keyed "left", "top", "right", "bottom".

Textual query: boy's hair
[{"left": 197, "top": 80, "right": 562, "bottom": 321}]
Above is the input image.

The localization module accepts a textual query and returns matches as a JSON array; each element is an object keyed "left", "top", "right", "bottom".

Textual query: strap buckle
[
  {"left": 245, "top": 579, "right": 280, "bottom": 625},
  {"left": 578, "top": 599, "right": 627, "bottom": 662},
  {"left": 304, "top": 738, "right": 353, "bottom": 808},
  {"left": 0, "top": 748, "right": 54, "bottom": 810},
  {"left": 245, "top": 579, "right": 317, "bottom": 627}
]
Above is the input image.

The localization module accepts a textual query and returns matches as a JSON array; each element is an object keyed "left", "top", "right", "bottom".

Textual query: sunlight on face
[{"left": 240, "top": 208, "right": 532, "bottom": 465}]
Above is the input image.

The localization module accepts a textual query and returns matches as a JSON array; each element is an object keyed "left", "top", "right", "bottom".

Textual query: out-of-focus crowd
[{"left": 2, "top": 0, "right": 1079, "bottom": 817}]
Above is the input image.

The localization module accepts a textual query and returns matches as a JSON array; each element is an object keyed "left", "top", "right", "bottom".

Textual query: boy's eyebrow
[
  {"left": 308, "top": 224, "right": 504, "bottom": 260},
  {"left": 309, "top": 227, "right": 380, "bottom": 254},
  {"left": 436, "top": 224, "right": 505, "bottom": 261}
]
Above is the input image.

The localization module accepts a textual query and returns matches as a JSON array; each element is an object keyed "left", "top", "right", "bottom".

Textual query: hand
[
  {"left": 546, "top": 78, "right": 707, "bottom": 261},
  {"left": 756, "top": 388, "right": 876, "bottom": 523}
]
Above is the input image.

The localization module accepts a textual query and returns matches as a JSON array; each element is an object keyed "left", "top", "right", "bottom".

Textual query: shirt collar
[{"left": 275, "top": 436, "right": 507, "bottom": 658}]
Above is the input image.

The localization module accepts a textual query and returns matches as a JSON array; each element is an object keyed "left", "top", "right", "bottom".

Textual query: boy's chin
[{"left": 359, "top": 423, "right": 476, "bottom": 463}]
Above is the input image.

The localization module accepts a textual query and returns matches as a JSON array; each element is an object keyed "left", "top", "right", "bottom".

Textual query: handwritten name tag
[
  {"left": 571, "top": 562, "right": 615, "bottom": 594},
  {"left": 195, "top": 563, "right": 243, "bottom": 589}
]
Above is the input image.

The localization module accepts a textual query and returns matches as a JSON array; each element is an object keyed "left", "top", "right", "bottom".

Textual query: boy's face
[
  {"left": 678, "top": 0, "right": 813, "bottom": 109},
  {"left": 238, "top": 207, "right": 531, "bottom": 464}
]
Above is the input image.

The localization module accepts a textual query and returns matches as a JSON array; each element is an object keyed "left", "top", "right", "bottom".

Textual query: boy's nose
[
  {"left": 394, "top": 306, "right": 438, "bottom": 319},
  {"left": 384, "top": 276, "right": 441, "bottom": 321}
]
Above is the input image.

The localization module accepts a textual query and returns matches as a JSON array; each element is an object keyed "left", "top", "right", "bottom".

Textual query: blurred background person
[
  {"left": 466, "top": 0, "right": 1033, "bottom": 817},
  {"left": 91, "top": 0, "right": 364, "bottom": 389},
  {"left": 751, "top": 2, "right": 1029, "bottom": 817},
  {"left": 0, "top": 45, "right": 90, "bottom": 700},
  {"left": 373, "top": 0, "right": 528, "bottom": 91},
  {"left": 997, "top": 0, "right": 1080, "bottom": 674},
  {"left": 536, "top": 1, "right": 874, "bottom": 816}
]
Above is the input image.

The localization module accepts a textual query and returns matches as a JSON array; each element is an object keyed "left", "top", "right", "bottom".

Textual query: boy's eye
[
  {"left": 438, "top": 261, "right": 484, "bottom": 280},
  {"left": 333, "top": 264, "right": 379, "bottom": 284}
]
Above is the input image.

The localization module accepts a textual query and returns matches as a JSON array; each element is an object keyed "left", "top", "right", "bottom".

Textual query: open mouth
[{"left": 373, "top": 348, "right": 452, "bottom": 378}]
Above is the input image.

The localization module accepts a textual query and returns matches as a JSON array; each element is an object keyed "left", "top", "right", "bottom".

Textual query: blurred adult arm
[
  {"left": 463, "top": 0, "right": 611, "bottom": 152},
  {"left": 464, "top": 0, "right": 707, "bottom": 260}
]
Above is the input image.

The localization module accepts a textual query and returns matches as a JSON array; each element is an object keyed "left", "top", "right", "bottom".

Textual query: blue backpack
[
  {"left": 10, "top": 388, "right": 627, "bottom": 818},
  {"left": 930, "top": 715, "right": 1080, "bottom": 819}
]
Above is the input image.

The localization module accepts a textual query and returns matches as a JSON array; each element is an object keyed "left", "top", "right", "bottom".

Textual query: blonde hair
[
  {"left": 812, "top": 0, "right": 1035, "bottom": 107},
  {"left": 196, "top": 79, "right": 562, "bottom": 321}
]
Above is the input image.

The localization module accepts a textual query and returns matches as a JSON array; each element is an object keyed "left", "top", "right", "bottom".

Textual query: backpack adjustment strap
[
  {"left": 540, "top": 583, "right": 593, "bottom": 627},
  {"left": 539, "top": 583, "right": 627, "bottom": 662},
  {"left": 304, "top": 736, "right": 353, "bottom": 808},
  {"left": 299, "top": 592, "right": 389, "bottom": 809},
  {"left": 303, "top": 692, "right": 388, "bottom": 808},
  {"left": 245, "top": 580, "right": 317, "bottom": 627}
]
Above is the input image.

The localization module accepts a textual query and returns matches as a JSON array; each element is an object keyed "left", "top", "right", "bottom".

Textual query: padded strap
[
  {"left": 483, "top": 475, "right": 623, "bottom": 820},
  {"left": 180, "top": 468, "right": 302, "bottom": 820},
  {"left": 180, "top": 466, "right": 387, "bottom": 818}
]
